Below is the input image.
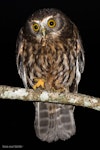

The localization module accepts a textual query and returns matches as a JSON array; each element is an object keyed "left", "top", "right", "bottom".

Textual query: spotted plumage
[{"left": 16, "top": 8, "right": 85, "bottom": 142}]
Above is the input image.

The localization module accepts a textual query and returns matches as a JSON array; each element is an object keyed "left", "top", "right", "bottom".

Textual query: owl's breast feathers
[{"left": 23, "top": 36, "right": 78, "bottom": 91}]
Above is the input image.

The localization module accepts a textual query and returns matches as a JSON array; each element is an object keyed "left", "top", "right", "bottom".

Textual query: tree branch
[{"left": 0, "top": 85, "right": 100, "bottom": 111}]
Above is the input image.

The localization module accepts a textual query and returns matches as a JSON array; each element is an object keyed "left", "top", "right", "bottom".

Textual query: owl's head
[{"left": 24, "top": 8, "right": 75, "bottom": 42}]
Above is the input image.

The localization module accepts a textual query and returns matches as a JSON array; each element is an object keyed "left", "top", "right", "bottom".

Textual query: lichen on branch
[{"left": 0, "top": 85, "right": 100, "bottom": 111}]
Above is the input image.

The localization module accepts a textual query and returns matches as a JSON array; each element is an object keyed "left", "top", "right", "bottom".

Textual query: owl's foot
[{"left": 33, "top": 78, "right": 45, "bottom": 90}]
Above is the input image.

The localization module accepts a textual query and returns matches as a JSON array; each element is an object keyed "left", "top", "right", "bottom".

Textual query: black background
[{"left": 0, "top": 0, "right": 100, "bottom": 149}]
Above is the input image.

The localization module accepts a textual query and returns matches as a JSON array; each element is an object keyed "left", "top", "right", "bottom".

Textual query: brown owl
[{"left": 16, "top": 8, "right": 85, "bottom": 142}]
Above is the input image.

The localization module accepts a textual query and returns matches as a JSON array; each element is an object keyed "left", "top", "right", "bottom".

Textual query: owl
[{"left": 16, "top": 8, "right": 85, "bottom": 142}]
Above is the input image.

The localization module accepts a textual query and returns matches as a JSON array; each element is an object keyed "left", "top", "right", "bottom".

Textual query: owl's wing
[
  {"left": 73, "top": 25, "right": 85, "bottom": 86},
  {"left": 16, "top": 28, "right": 28, "bottom": 88},
  {"left": 76, "top": 38, "right": 85, "bottom": 86},
  {"left": 76, "top": 37, "right": 85, "bottom": 73}
]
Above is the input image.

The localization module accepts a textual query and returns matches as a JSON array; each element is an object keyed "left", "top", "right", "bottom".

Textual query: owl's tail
[{"left": 34, "top": 102, "right": 76, "bottom": 142}]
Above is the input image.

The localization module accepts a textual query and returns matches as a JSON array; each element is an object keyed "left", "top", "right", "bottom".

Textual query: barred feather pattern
[{"left": 34, "top": 102, "right": 75, "bottom": 142}]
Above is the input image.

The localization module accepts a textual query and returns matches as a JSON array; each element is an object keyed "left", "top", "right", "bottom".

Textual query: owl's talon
[{"left": 33, "top": 78, "right": 45, "bottom": 90}]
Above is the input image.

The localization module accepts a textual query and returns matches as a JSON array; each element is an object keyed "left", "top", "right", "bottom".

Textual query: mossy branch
[{"left": 0, "top": 85, "right": 100, "bottom": 111}]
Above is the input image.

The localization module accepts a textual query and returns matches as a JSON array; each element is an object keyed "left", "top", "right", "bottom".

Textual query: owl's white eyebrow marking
[
  {"left": 41, "top": 16, "right": 53, "bottom": 24},
  {"left": 33, "top": 16, "right": 53, "bottom": 25},
  {"left": 33, "top": 20, "right": 40, "bottom": 24}
]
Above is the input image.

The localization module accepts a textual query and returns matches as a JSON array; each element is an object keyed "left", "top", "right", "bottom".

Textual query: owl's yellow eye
[
  {"left": 47, "top": 19, "right": 56, "bottom": 28},
  {"left": 32, "top": 23, "right": 40, "bottom": 32}
]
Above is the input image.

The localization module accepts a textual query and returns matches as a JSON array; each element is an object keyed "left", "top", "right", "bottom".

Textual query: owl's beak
[{"left": 41, "top": 28, "right": 46, "bottom": 38}]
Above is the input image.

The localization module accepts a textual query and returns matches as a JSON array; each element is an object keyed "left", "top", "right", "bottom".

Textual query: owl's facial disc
[{"left": 32, "top": 16, "right": 57, "bottom": 37}]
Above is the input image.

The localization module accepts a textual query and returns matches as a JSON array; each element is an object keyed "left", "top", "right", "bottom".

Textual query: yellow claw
[{"left": 33, "top": 78, "right": 45, "bottom": 90}]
